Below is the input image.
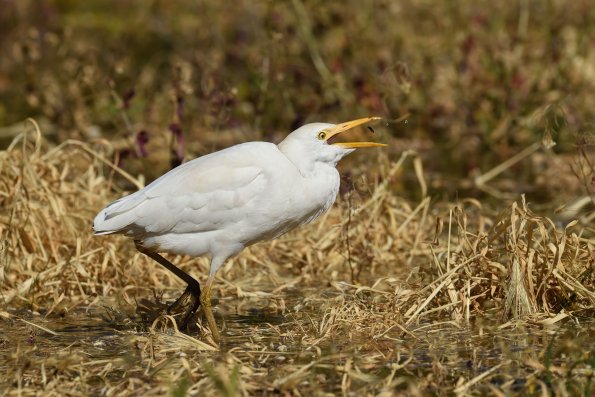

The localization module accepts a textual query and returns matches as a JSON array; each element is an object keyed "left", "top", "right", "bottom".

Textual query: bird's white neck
[{"left": 277, "top": 140, "right": 339, "bottom": 177}]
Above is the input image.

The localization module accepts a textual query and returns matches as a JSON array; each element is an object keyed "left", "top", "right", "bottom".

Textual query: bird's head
[{"left": 278, "top": 117, "right": 386, "bottom": 172}]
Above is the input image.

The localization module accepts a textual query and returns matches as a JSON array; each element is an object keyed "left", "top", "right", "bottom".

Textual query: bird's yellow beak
[{"left": 325, "top": 117, "right": 387, "bottom": 148}]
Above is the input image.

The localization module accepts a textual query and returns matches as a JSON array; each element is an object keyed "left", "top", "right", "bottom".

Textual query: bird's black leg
[{"left": 135, "top": 241, "right": 201, "bottom": 330}]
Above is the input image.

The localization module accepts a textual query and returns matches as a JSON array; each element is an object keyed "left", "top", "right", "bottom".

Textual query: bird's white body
[
  {"left": 94, "top": 118, "right": 384, "bottom": 341},
  {"left": 94, "top": 123, "right": 351, "bottom": 275}
]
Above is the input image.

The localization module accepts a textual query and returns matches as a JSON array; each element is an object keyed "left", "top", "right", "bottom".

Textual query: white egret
[{"left": 93, "top": 117, "right": 385, "bottom": 342}]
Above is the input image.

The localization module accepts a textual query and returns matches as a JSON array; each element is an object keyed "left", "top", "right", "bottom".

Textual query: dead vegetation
[
  {"left": 0, "top": 124, "right": 593, "bottom": 396},
  {"left": 1, "top": 1, "right": 595, "bottom": 394}
]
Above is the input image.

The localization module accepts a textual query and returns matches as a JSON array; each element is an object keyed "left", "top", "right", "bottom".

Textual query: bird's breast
[{"left": 238, "top": 165, "right": 340, "bottom": 245}]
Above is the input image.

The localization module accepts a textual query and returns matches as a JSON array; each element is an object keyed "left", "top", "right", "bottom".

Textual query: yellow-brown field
[{"left": 0, "top": 1, "right": 594, "bottom": 395}]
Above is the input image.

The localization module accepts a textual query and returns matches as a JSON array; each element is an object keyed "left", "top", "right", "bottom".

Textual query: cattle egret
[{"left": 93, "top": 117, "right": 385, "bottom": 342}]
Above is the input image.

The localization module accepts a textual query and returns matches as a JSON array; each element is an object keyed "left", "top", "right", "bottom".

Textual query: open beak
[{"left": 325, "top": 117, "right": 387, "bottom": 148}]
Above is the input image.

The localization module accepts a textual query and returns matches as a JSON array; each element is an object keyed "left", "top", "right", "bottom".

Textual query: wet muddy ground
[{"left": 1, "top": 291, "right": 593, "bottom": 395}]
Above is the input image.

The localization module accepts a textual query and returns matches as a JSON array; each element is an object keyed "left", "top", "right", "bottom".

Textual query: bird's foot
[
  {"left": 177, "top": 294, "right": 201, "bottom": 331},
  {"left": 166, "top": 287, "right": 193, "bottom": 315},
  {"left": 166, "top": 285, "right": 201, "bottom": 331}
]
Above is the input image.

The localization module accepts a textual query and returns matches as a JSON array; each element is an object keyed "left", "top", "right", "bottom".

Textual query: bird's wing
[{"left": 94, "top": 142, "right": 277, "bottom": 235}]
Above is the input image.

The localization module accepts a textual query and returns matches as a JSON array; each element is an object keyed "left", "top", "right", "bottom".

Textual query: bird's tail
[
  {"left": 93, "top": 207, "right": 129, "bottom": 235},
  {"left": 93, "top": 191, "right": 145, "bottom": 235},
  {"left": 92, "top": 208, "right": 118, "bottom": 235}
]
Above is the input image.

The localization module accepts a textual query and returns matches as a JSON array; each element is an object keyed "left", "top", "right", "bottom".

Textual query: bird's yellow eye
[{"left": 317, "top": 131, "right": 327, "bottom": 140}]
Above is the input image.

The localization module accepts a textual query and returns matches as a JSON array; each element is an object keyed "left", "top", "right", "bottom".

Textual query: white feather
[{"left": 94, "top": 122, "right": 363, "bottom": 274}]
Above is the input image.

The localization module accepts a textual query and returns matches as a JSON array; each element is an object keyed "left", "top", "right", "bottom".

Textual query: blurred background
[{"left": 0, "top": 0, "right": 593, "bottom": 213}]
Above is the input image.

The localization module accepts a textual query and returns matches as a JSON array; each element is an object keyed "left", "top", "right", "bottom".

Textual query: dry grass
[
  {"left": 0, "top": 124, "right": 593, "bottom": 396},
  {"left": 1, "top": 2, "right": 594, "bottom": 394}
]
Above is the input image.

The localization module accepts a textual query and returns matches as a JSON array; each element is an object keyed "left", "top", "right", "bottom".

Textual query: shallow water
[{"left": 1, "top": 292, "right": 593, "bottom": 394}]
